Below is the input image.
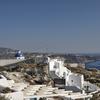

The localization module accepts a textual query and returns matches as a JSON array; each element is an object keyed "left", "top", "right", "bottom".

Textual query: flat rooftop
[{"left": 23, "top": 85, "right": 92, "bottom": 99}]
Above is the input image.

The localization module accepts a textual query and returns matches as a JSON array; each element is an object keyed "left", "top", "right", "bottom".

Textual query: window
[
  {"left": 71, "top": 80, "right": 73, "bottom": 82},
  {"left": 63, "top": 72, "right": 66, "bottom": 78},
  {"left": 54, "top": 65, "right": 57, "bottom": 68}
]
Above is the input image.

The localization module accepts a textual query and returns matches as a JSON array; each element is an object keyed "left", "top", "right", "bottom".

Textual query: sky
[{"left": 0, "top": 0, "right": 100, "bottom": 53}]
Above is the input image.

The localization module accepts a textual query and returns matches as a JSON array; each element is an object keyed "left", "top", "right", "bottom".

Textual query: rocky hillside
[{"left": 1, "top": 58, "right": 51, "bottom": 86}]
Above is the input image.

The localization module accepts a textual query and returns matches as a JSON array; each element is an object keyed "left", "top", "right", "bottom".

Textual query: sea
[{"left": 85, "top": 60, "right": 100, "bottom": 70}]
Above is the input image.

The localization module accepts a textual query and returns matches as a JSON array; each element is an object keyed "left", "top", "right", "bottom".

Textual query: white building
[
  {"left": 0, "top": 75, "right": 24, "bottom": 100},
  {"left": 48, "top": 57, "right": 99, "bottom": 93},
  {"left": 15, "top": 50, "right": 25, "bottom": 60},
  {"left": 0, "top": 75, "right": 14, "bottom": 87}
]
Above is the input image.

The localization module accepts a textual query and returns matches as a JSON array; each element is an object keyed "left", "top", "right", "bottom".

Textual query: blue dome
[{"left": 15, "top": 50, "right": 23, "bottom": 57}]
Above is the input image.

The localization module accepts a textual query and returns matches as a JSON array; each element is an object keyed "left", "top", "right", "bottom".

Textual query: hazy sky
[{"left": 0, "top": 0, "right": 100, "bottom": 53}]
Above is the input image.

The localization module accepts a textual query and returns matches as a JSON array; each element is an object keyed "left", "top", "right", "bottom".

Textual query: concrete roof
[{"left": 23, "top": 85, "right": 92, "bottom": 99}]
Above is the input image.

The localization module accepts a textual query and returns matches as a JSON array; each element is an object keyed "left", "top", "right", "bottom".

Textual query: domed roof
[{"left": 15, "top": 50, "right": 23, "bottom": 57}]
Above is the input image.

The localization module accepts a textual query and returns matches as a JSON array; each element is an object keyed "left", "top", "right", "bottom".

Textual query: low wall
[{"left": 0, "top": 59, "right": 24, "bottom": 66}]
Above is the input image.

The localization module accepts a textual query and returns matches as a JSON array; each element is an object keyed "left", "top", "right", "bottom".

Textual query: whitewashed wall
[
  {"left": 0, "top": 75, "right": 14, "bottom": 87},
  {"left": 4, "top": 92, "right": 23, "bottom": 100},
  {"left": 67, "top": 74, "right": 84, "bottom": 89}
]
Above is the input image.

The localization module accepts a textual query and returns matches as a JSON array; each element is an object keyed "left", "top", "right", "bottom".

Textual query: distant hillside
[{"left": 0, "top": 47, "right": 17, "bottom": 59}]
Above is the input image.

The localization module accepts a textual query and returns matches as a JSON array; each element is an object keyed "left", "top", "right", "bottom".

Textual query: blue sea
[{"left": 85, "top": 60, "right": 100, "bottom": 70}]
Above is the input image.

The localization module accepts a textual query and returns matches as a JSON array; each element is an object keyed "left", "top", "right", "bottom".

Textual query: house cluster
[
  {"left": 0, "top": 57, "right": 99, "bottom": 100},
  {"left": 0, "top": 75, "right": 92, "bottom": 100},
  {"left": 48, "top": 57, "right": 100, "bottom": 99}
]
